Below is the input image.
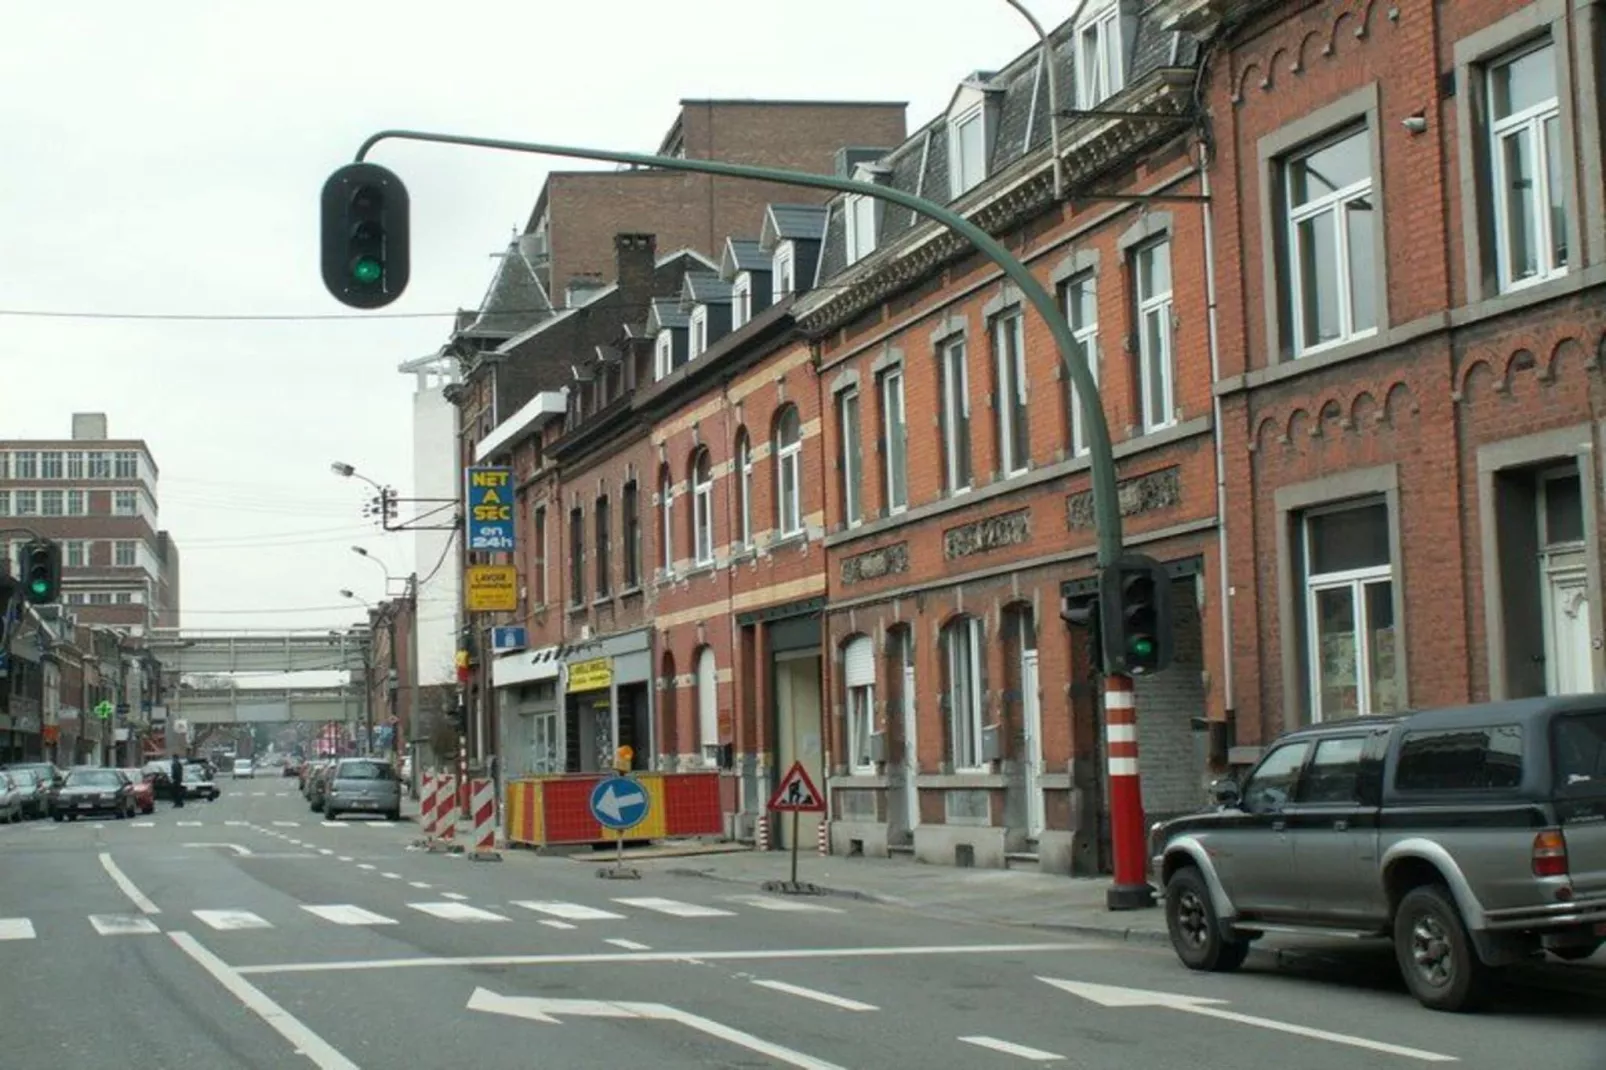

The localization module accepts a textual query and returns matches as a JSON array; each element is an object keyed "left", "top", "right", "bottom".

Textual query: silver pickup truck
[{"left": 1150, "top": 695, "right": 1606, "bottom": 1012}]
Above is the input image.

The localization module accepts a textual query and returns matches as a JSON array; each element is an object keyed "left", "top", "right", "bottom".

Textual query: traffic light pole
[{"left": 348, "top": 129, "right": 1157, "bottom": 909}]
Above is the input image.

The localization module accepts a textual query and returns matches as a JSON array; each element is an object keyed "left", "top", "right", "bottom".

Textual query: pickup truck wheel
[
  {"left": 1393, "top": 885, "right": 1488, "bottom": 1012},
  {"left": 1165, "top": 866, "right": 1250, "bottom": 972}
]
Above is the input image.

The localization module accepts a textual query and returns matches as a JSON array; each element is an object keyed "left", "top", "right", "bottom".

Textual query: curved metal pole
[
  {"left": 999, "top": 0, "right": 1064, "bottom": 200},
  {"left": 355, "top": 129, "right": 1124, "bottom": 567}
]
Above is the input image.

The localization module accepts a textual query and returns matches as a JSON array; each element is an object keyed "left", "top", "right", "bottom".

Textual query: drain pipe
[{"left": 1196, "top": 139, "right": 1236, "bottom": 731}]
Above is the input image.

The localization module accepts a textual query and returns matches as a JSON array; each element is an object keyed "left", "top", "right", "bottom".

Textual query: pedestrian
[{"left": 170, "top": 752, "right": 185, "bottom": 808}]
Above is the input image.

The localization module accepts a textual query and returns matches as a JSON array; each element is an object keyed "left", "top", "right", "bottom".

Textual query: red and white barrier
[
  {"left": 419, "top": 772, "right": 438, "bottom": 837},
  {"left": 468, "top": 778, "right": 500, "bottom": 860},
  {"left": 755, "top": 810, "right": 770, "bottom": 852},
  {"left": 816, "top": 818, "right": 829, "bottom": 856},
  {"left": 434, "top": 774, "right": 457, "bottom": 842}
]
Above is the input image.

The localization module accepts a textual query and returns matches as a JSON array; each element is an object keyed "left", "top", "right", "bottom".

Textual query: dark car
[
  {"left": 6, "top": 769, "right": 49, "bottom": 819},
  {"left": 49, "top": 768, "right": 137, "bottom": 821}
]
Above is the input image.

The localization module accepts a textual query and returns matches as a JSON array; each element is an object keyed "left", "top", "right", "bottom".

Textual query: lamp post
[{"left": 340, "top": 590, "right": 376, "bottom": 756}]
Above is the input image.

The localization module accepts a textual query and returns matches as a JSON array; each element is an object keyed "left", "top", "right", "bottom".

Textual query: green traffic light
[
  {"left": 1130, "top": 637, "right": 1155, "bottom": 658},
  {"left": 28, "top": 579, "right": 47, "bottom": 597},
  {"left": 351, "top": 257, "right": 383, "bottom": 284}
]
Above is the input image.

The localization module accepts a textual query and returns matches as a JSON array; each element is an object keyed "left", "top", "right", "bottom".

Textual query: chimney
[
  {"left": 614, "top": 233, "right": 658, "bottom": 304},
  {"left": 72, "top": 413, "right": 109, "bottom": 440}
]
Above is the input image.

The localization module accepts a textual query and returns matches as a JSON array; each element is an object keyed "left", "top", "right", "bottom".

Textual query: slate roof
[
  {"left": 720, "top": 238, "right": 768, "bottom": 279},
  {"left": 681, "top": 271, "right": 733, "bottom": 307},
  {"left": 458, "top": 232, "right": 554, "bottom": 340},
  {"left": 646, "top": 298, "right": 690, "bottom": 333},
  {"left": 759, "top": 205, "right": 829, "bottom": 252}
]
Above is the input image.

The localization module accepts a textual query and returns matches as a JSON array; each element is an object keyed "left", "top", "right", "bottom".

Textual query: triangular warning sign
[{"left": 767, "top": 760, "right": 825, "bottom": 813}]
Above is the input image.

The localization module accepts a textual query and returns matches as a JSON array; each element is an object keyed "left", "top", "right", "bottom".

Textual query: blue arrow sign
[{"left": 589, "top": 775, "right": 649, "bottom": 832}]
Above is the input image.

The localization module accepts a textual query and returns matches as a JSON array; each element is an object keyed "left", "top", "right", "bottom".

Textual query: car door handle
[{"left": 1333, "top": 819, "right": 1350, "bottom": 831}]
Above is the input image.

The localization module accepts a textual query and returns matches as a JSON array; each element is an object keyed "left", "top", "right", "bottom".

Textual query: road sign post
[
  {"left": 589, "top": 774, "right": 649, "bottom": 881},
  {"left": 762, "top": 761, "right": 826, "bottom": 896}
]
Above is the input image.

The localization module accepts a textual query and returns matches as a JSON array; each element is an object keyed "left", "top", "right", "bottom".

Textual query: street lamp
[{"left": 351, "top": 546, "right": 400, "bottom": 597}]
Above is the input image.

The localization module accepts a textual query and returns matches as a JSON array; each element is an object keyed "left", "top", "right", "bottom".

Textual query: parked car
[
  {"left": 182, "top": 762, "right": 221, "bottom": 802},
  {"left": 4, "top": 762, "right": 62, "bottom": 790},
  {"left": 232, "top": 758, "right": 255, "bottom": 779},
  {"left": 322, "top": 758, "right": 402, "bottom": 821},
  {"left": 0, "top": 774, "right": 23, "bottom": 823},
  {"left": 1151, "top": 695, "right": 1606, "bottom": 1012},
  {"left": 118, "top": 768, "right": 157, "bottom": 814},
  {"left": 48, "top": 768, "right": 138, "bottom": 821},
  {"left": 6, "top": 769, "right": 48, "bottom": 819},
  {"left": 307, "top": 763, "right": 337, "bottom": 812}
]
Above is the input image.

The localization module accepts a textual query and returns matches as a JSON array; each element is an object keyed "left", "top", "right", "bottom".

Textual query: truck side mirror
[{"left": 1209, "top": 777, "right": 1241, "bottom": 807}]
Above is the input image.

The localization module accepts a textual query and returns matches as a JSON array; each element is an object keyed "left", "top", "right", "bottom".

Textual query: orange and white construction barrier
[
  {"left": 755, "top": 810, "right": 770, "bottom": 852},
  {"left": 468, "top": 777, "right": 500, "bottom": 862},
  {"left": 418, "top": 772, "right": 438, "bottom": 838},
  {"left": 817, "top": 818, "right": 829, "bottom": 856},
  {"left": 434, "top": 774, "right": 458, "bottom": 847}
]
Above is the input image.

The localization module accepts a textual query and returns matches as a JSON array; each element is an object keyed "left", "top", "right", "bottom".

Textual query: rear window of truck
[{"left": 1552, "top": 712, "right": 1606, "bottom": 796}]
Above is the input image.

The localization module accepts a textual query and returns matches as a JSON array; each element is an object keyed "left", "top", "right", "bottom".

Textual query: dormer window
[
  {"left": 1077, "top": 0, "right": 1126, "bottom": 107},
  {"left": 731, "top": 274, "right": 752, "bottom": 329},
  {"left": 688, "top": 306, "right": 708, "bottom": 359},
  {"left": 949, "top": 106, "right": 987, "bottom": 197},
  {"left": 845, "top": 193, "right": 878, "bottom": 264},
  {"left": 772, "top": 243, "right": 795, "bottom": 302},
  {"left": 654, "top": 329, "right": 674, "bottom": 381}
]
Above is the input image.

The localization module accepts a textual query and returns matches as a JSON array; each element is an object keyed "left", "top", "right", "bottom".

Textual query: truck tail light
[{"left": 1532, "top": 829, "right": 1569, "bottom": 878}]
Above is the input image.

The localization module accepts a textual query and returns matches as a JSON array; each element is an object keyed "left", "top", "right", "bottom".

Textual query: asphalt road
[{"left": 1, "top": 778, "right": 1601, "bottom": 1070}]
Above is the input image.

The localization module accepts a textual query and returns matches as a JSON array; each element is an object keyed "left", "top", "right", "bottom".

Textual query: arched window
[
  {"left": 774, "top": 405, "right": 803, "bottom": 537},
  {"left": 734, "top": 428, "right": 753, "bottom": 548},
  {"left": 843, "top": 634, "right": 876, "bottom": 772},
  {"left": 942, "top": 615, "right": 985, "bottom": 770},
  {"left": 695, "top": 646, "right": 718, "bottom": 760},
  {"left": 691, "top": 449, "right": 714, "bottom": 566},
  {"left": 658, "top": 463, "right": 674, "bottom": 573}
]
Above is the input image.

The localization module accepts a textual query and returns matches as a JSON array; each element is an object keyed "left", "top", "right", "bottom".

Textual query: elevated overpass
[
  {"left": 145, "top": 628, "right": 371, "bottom": 725},
  {"left": 168, "top": 688, "right": 365, "bottom": 724}
]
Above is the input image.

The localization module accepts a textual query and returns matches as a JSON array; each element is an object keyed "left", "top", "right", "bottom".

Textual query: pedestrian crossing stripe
[
  {"left": 194, "top": 910, "right": 272, "bottom": 931},
  {"left": 89, "top": 914, "right": 160, "bottom": 935},
  {"left": 612, "top": 897, "right": 737, "bottom": 918},
  {"left": 300, "top": 904, "right": 397, "bottom": 926},
  {"left": 0, "top": 918, "right": 35, "bottom": 940}
]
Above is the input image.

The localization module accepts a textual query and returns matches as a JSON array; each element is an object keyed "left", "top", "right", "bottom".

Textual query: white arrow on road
[
  {"left": 467, "top": 988, "right": 846, "bottom": 1070},
  {"left": 1038, "top": 979, "right": 1456, "bottom": 1062},
  {"left": 183, "top": 842, "right": 254, "bottom": 857},
  {"left": 594, "top": 785, "right": 645, "bottom": 822}
]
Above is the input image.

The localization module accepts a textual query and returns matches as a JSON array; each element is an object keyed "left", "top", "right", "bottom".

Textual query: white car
[{"left": 231, "top": 759, "right": 255, "bottom": 779}]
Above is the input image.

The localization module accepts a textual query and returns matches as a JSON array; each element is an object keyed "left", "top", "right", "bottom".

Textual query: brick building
[{"left": 1191, "top": 0, "right": 1606, "bottom": 755}]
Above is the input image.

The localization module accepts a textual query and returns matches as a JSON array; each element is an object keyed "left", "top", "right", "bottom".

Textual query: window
[
  {"left": 688, "top": 306, "right": 708, "bottom": 359},
  {"left": 1064, "top": 275, "right": 1099, "bottom": 456},
  {"left": 66, "top": 451, "right": 83, "bottom": 479},
  {"left": 1297, "top": 735, "right": 1369, "bottom": 805},
  {"left": 0, "top": 491, "right": 9, "bottom": 516},
  {"left": 13, "top": 451, "right": 37, "bottom": 479},
  {"left": 115, "top": 592, "right": 132, "bottom": 605},
  {"left": 622, "top": 481, "right": 641, "bottom": 588},
  {"left": 533, "top": 505, "right": 548, "bottom": 605},
  {"left": 775, "top": 406, "right": 803, "bottom": 537},
  {"left": 949, "top": 107, "right": 987, "bottom": 196},
  {"left": 731, "top": 274, "right": 752, "bottom": 329},
  {"left": 943, "top": 616, "right": 985, "bottom": 770},
  {"left": 114, "top": 490, "right": 137, "bottom": 516},
  {"left": 1303, "top": 500, "right": 1400, "bottom": 721},
  {"left": 594, "top": 496, "right": 610, "bottom": 597},
  {"left": 1489, "top": 42, "right": 1566, "bottom": 291},
  {"left": 879, "top": 368, "right": 908, "bottom": 513},
  {"left": 66, "top": 540, "right": 85, "bottom": 568},
  {"left": 845, "top": 194, "right": 877, "bottom": 263},
  {"left": 654, "top": 329, "right": 674, "bottom": 381},
  {"left": 839, "top": 389, "right": 863, "bottom": 527},
  {"left": 939, "top": 338, "right": 973, "bottom": 492},
  {"left": 114, "top": 451, "right": 139, "bottom": 479},
  {"left": 1396, "top": 726, "right": 1525, "bottom": 792},
  {"left": 39, "top": 451, "right": 62, "bottom": 479},
  {"left": 659, "top": 465, "right": 674, "bottom": 572},
  {"left": 1076, "top": 0, "right": 1126, "bottom": 106},
  {"left": 1286, "top": 128, "right": 1377, "bottom": 355},
  {"left": 1242, "top": 741, "right": 1312, "bottom": 814},
  {"left": 87, "top": 451, "right": 110, "bottom": 479},
  {"left": 772, "top": 244, "right": 795, "bottom": 302},
  {"left": 844, "top": 635, "right": 876, "bottom": 772},
  {"left": 40, "top": 490, "right": 63, "bottom": 516},
  {"left": 15, "top": 490, "right": 37, "bottom": 516},
  {"left": 695, "top": 647, "right": 719, "bottom": 759},
  {"left": 67, "top": 490, "right": 85, "bottom": 516},
  {"left": 1134, "top": 240, "right": 1175, "bottom": 432},
  {"left": 691, "top": 450, "right": 714, "bottom": 566},
  {"left": 568, "top": 506, "right": 585, "bottom": 606},
  {"left": 992, "top": 311, "right": 1029, "bottom": 475},
  {"left": 735, "top": 431, "right": 753, "bottom": 547}
]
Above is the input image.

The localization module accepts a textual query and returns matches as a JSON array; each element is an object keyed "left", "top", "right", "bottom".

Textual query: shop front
[
  {"left": 560, "top": 629, "right": 654, "bottom": 774},
  {"left": 491, "top": 644, "right": 563, "bottom": 780}
]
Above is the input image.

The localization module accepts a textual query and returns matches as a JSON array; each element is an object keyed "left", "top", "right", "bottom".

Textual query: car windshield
[
  {"left": 1554, "top": 712, "right": 1606, "bottom": 796},
  {"left": 337, "top": 761, "right": 394, "bottom": 781},
  {"left": 66, "top": 770, "right": 123, "bottom": 789},
  {"left": 10, "top": 770, "right": 36, "bottom": 787},
  {"left": 186, "top": 763, "right": 210, "bottom": 776}
]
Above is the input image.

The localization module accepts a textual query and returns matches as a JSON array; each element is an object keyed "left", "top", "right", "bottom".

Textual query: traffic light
[
  {"left": 320, "top": 162, "right": 410, "bottom": 309},
  {"left": 19, "top": 539, "right": 61, "bottom": 606},
  {"left": 1060, "top": 590, "right": 1102, "bottom": 673},
  {"left": 446, "top": 705, "right": 467, "bottom": 733},
  {"left": 1098, "top": 553, "right": 1174, "bottom": 676}
]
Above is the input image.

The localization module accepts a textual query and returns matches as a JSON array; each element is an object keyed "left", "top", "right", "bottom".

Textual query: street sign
[
  {"left": 465, "top": 566, "right": 517, "bottom": 612},
  {"left": 463, "top": 467, "right": 516, "bottom": 551},
  {"left": 589, "top": 775, "right": 649, "bottom": 832},
  {"left": 767, "top": 761, "right": 825, "bottom": 813},
  {"left": 491, "top": 625, "right": 527, "bottom": 651},
  {"left": 94, "top": 700, "right": 114, "bottom": 721}
]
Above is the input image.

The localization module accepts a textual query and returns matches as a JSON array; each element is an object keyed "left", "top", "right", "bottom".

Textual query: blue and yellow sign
[{"left": 464, "top": 466, "right": 515, "bottom": 551}]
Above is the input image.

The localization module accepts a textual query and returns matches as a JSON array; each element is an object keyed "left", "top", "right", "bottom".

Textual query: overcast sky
[{"left": 0, "top": 0, "right": 1055, "bottom": 638}]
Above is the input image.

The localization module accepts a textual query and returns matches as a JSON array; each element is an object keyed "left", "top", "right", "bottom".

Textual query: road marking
[
  {"left": 176, "top": 821, "right": 203, "bottom": 827},
  {"left": 300, "top": 904, "right": 397, "bottom": 926},
  {"left": 272, "top": 821, "right": 298, "bottom": 827},
  {"left": 98, "top": 852, "right": 160, "bottom": 914},
  {"left": 225, "top": 821, "right": 251, "bottom": 827},
  {"left": 513, "top": 901, "right": 626, "bottom": 921},
  {"left": 1038, "top": 979, "right": 1457, "bottom": 1062},
  {"left": 725, "top": 894, "right": 844, "bottom": 914},
  {"left": 0, "top": 918, "right": 37, "bottom": 940},
  {"left": 408, "top": 902, "right": 509, "bottom": 923},
  {"left": 356, "top": 864, "right": 376, "bottom": 871},
  {"left": 441, "top": 892, "right": 469, "bottom": 901},
  {"left": 751, "top": 979, "right": 877, "bottom": 1011},
  {"left": 131, "top": 821, "right": 155, "bottom": 828},
  {"left": 318, "top": 849, "right": 335, "bottom": 855},
  {"left": 250, "top": 792, "right": 265, "bottom": 797},
  {"left": 605, "top": 938, "right": 651, "bottom": 951},
  {"left": 381, "top": 872, "right": 402, "bottom": 880},
  {"left": 235, "top": 942, "right": 1095, "bottom": 976},
  {"left": 612, "top": 897, "right": 735, "bottom": 918},
  {"left": 183, "top": 842, "right": 254, "bottom": 857},
  {"left": 540, "top": 920, "right": 578, "bottom": 930},
  {"left": 169, "top": 932, "right": 359, "bottom": 1070},
  {"left": 337, "top": 856, "right": 353, "bottom": 862},
  {"left": 958, "top": 1036, "right": 1063, "bottom": 1062},
  {"left": 322, "top": 822, "right": 344, "bottom": 828},
  {"left": 408, "top": 881, "right": 431, "bottom": 889},
  {"left": 89, "top": 914, "right": 161, "bottom": 935},
  {"left": 194, "top": 910, "right": 272, "bottom": 931},
  {"left": 468, "top": 988, "right": 846, "bottom": 1070}
]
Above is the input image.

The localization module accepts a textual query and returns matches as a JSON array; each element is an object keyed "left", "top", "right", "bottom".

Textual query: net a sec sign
[{"left": 464, "top": 467, "right": 515, "bottom": 552}]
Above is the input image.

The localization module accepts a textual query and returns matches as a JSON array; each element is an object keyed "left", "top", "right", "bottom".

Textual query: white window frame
[
  {"left": 13, "top": 451, "right": 37, "bottom": 479},
  {"left": 880, "top": 368, "right": 908, "bottom": 514},
  {"left": 688, "top": 306, "right": 708, "bottom": 359},
  {"left": 845, "top": 194, "right": 877, "bottom": 263},
  {"left": 65, "top": 540, "right": 85, "bottom": 568},
  {"left": 941, "top": 338, "right": 973, "bottom": 493},
  {"left": 1065, "top": 274, "right": 1100, "bottom": 457},
  {"left": 1303, "top": 502, "right": 1396, "bottom": 722},
  {"left": 731, "top": 273, "right": 752, "bottom": 329},
  {"left": 87, "top": 451, "right": 109, "bottom": 479},
  {"left": 659, "top": 469, "right": 675, "bottom": 574},
  {"left": 113, "top": 450, "right": 139, "bottom": 479},
  {"left": 15, "top": 490, "right": 37, "bottom": 516},
  {"left": 114, "top": 540, "right": 137, "bottom": 567},
  {"left": 839, "top": 388, "right": 863, "bottom": 527},
  {"left": 736, "top": 432, "right": 753, "bottom": 548},
  {"left": 113, "top": 490, "right": 137, "bottom": 516},
  {"left": 1135, "top": 240, "right": 1176, "bottom": 433},
  {"left": 776, "top": 408, "right": 803, "bottom": 538},
  {"left": 39, "top": 451, "right": 62, "bottom": 479},
  {"left": 948, "top": 105, "right": 987, "bottom": 197},
  {"left": 40, "top": 490, "right": 63, "bottom": 517},
  {"left": 992, "top": 311, "right": 1030, "bottom": 476},
  {"left": 1076, "top": 0, "right": 1126, "bottom": 107},
  {"left": 691, "top": 451, "right": 714, "bottom": 566},
  {"left": 0, "top": 491, "right": 9, "bottom": 516},
  {"left": 945, "top": 616, "right": 986, "bottom": 771},
  {"left": 772, "top": 244, "right": 795, "bottom": 302},
  {"left": 696, "top": 647, "right": 719, "bottom": 759},
  {"left": 1488, "top": 41, "right": 1567, "bottom": 293},
  {"left": 654, "top": 329, "right": 674, "bottom": 380},
  {"left": 1286, "top": 128, "right": 1378, "bottom": 356},
  {"left": 66, "top": 451, "right": 83, "bottom": 479},
  {"left": 67, "top": 489, "right": 85, "bottom": 516}
]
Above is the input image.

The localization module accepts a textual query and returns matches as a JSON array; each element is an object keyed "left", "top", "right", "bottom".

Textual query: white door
[
  {"left": 902, "top": 654, "right": 920, "bottom": 835},
  {"left": 1544, "top": 566, "right": 1594, "bottom": 695},
  {"left": 1021, "top": 648, "right": 1045, "bottom": 839},
  {"left": 773, "top": 652, "right": 823, "bottom": 851}
]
